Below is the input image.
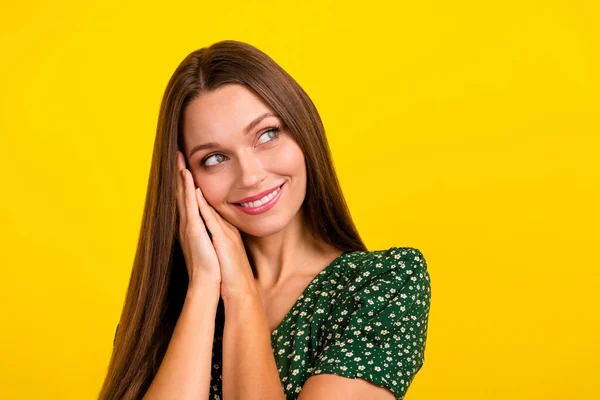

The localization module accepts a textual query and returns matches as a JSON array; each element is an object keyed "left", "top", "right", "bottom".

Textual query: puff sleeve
[{"left": 307, "top": 247, "right": 431, "bottom": 399}]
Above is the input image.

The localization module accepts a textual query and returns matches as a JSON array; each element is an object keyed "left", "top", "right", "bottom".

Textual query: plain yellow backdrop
[{"left": 1, "top": 0, "right": 598, "bottom": 399}]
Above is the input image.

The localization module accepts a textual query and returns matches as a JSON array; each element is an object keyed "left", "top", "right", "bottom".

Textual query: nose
[{"left": 236, "top": 149, "right": 267, "bottom": 189}]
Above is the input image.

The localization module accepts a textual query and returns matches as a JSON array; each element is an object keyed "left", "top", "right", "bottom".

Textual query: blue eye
[
  {"left": 202, "top": 153, "right": 226, "bottom": 167},
  {"left": 257, "top": 127, "right": 280, "bottom": 144},
  {"left": 200, "top": 126, "right": 280, "bottom": 168}
]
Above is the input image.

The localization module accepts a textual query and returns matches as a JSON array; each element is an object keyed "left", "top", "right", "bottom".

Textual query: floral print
[{"left": 208, "top": 246, "right": 431, "bottom": 399}]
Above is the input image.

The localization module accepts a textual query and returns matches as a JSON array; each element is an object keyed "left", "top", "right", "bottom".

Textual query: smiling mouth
[{"left": 232, "top": 183, "right": 285, "bottom": 207}]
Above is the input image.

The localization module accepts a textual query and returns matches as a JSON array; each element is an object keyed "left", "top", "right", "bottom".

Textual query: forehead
[{"left": 183, "top": 84, "right": 275, "bottom": 140}]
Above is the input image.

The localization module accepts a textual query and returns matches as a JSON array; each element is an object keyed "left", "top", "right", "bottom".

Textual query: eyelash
[{"left": 200, "top": 126, "right": 281, "bottom": 168}]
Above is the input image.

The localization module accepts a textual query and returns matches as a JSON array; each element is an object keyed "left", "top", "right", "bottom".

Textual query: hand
[
  {"left": 193, "top": 178, "right": 258, "bottom": 302},
  {"left": 175, "top": 150, "right": 221, "bottom": 290}
]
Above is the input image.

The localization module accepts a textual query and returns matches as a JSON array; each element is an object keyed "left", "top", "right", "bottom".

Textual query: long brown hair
[{"left": 98, "top": 39, "right": 367, "bottom": 400}]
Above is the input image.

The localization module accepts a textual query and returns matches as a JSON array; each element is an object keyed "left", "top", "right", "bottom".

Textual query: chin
[
  {"left": 233, "top": 216, "right": 290, "bottom": 238},
  {"left": 217, "top": 202, "right": 299, "bottom": 238}
]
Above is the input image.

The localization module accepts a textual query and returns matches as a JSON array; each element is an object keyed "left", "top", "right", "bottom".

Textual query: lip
[
  {"left": 232, "top": 183, "right": 285, "bottom": 204},
  {"left": 232, "top": 182, "right": 285, "bottom": 215}
]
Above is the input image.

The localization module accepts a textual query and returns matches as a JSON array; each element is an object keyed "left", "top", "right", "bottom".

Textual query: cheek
[
  {"left": 272, "top": 140, "right": 306, "bottom": 176},
  {"left": 195, "top": 176, "right": 231, "bottom": 207}
]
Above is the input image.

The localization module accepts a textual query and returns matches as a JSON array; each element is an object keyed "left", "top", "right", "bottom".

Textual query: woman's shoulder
[
  {"left": 331, "top": 246, "right": 431, "bottom": 303},
  {"left": 340, "top": 246, "right": 429, "bottom": 279},
  {"left": 311, "top": 247, "right": 431, "bottom": 398}
]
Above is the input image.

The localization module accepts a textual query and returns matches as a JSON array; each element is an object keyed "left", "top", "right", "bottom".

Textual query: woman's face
[{"left": 181, "top": 83, "right": 307, "bottom": 237}]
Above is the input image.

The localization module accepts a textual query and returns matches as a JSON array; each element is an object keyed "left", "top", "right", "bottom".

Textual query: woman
[{"left": 99, "top": 40, "right": 431, "bottom": 400}]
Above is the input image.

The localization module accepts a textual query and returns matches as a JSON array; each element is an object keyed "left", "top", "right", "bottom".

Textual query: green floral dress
[
  {"left": 209, "top": 246, "right": 431, "bottom": 399},
  {"left": 113, "top": 247, "right": 431, "bottom": 399}
]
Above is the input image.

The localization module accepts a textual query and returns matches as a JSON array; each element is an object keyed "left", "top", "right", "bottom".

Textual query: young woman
[{"left": 99, "top": 40, "right": 431, "bottom": 400}]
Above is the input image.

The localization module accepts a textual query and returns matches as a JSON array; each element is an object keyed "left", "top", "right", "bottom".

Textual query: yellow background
[{"left": 1, "top": 0, "right": 598, "bottom": 398}]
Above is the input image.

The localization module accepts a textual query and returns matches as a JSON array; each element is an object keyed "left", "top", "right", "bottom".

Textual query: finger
[
  {"left": 219, "top": 216, "right": 237, "bottom": 232},
  {"left": 182, "top": 168, "right": 201, "bottom": 225},
  {"left": 178, "top": 152, "right": 212, "bottom": 235},
  {"left": 176, "top": 150, "right": 186, "bottom": 170},
  {"left": 219, "top": 216, "right": 242, "bottom": 243},
  {"left": 175, "top": 153, "right": 186, "bottom": 228},
  {"left": 195, "top": 186, "right": 222, "bottom": 235},
  {"left": 178, "top": 151, "right": 196, "bottom": 225}
]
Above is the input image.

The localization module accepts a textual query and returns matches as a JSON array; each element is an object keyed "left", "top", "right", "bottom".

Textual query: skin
[
  {"left": 181, "top": 83, "right": 342, "bottom": 300},
  {"left": 178, "top": 83, "right": 394, "bottom": 399}
]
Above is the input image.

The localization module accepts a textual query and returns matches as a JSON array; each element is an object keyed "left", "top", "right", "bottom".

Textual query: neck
[{"left": 240, "top": 207, "right": 333, "bottom": 291}]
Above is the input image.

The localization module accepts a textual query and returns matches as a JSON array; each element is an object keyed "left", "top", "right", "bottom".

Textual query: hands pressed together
[{"left": 175, "top": 150, "right": 257, "bottom": 301}]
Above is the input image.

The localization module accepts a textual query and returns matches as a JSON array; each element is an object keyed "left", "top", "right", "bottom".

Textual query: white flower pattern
[{"left": 205, "top": 247, "right": 431, "bottom": 399}]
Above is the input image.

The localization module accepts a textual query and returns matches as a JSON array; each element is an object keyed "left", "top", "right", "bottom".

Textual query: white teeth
[{"left": 240, "top": 186, "right": 281, "bottom": 208}]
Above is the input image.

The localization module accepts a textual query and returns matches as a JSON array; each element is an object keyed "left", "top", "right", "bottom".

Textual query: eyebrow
[{"left": 187, "top": 112, "right": 277, "bottom": 159}]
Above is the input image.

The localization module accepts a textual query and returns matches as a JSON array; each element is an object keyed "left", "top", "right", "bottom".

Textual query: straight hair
[{"left": 98, "top": 40, "right": 367, "bottom": 399}]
